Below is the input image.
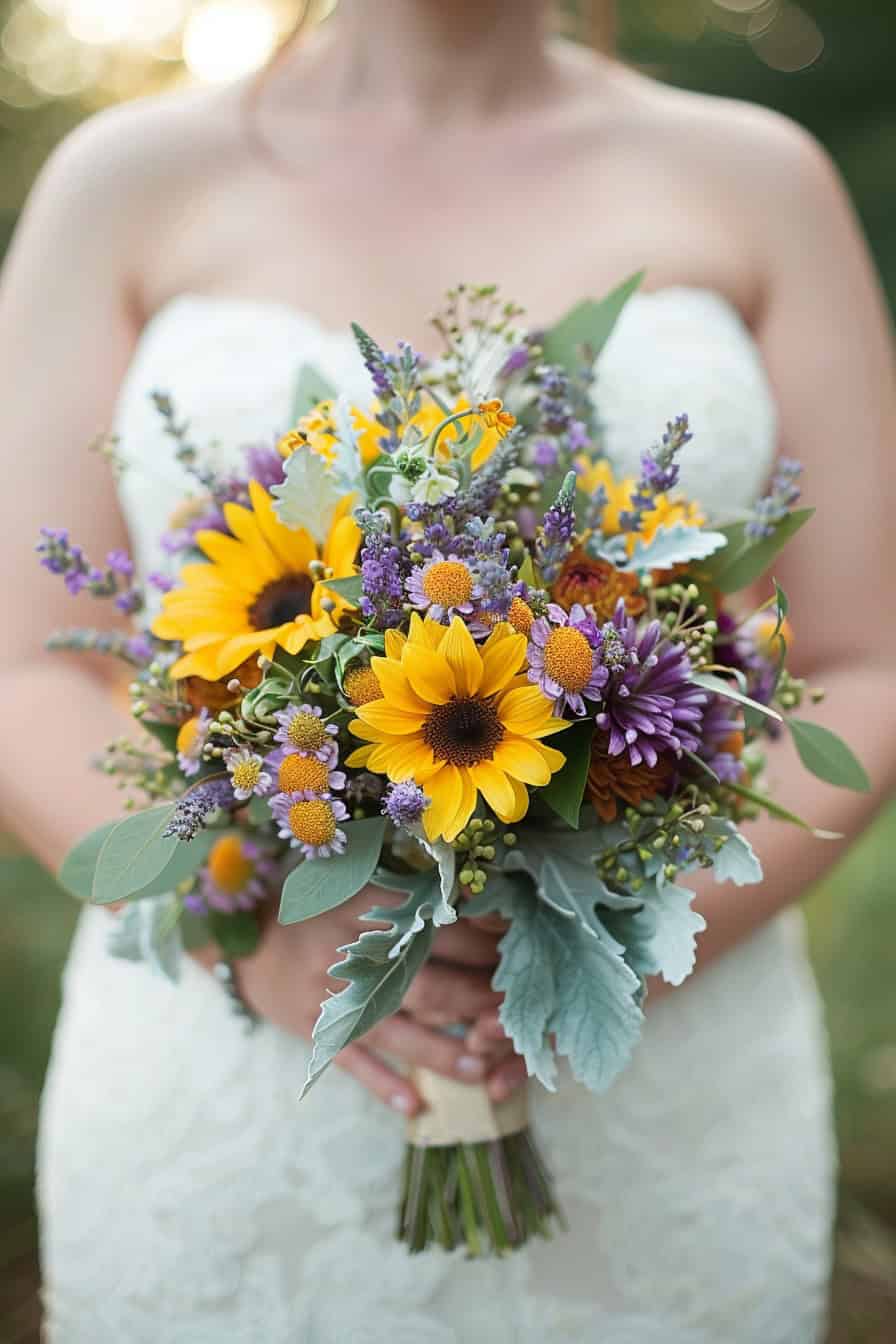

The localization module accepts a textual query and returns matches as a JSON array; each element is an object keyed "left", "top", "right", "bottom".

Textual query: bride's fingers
[
  {"left": 486, "top": 1052, "right": 529, "bottom": 1101},
  {"left": 464, "top": 1009, "right": 508, "bottom": 1056},
  {"left": 367, "top": 1015, "right": 509, "bottom": 1082},
  {"left": 402, "top": 961, "right": 502, "bottom": 1027},
  {"left": 335, "top": 1042, "right": 422, "bottom": 1115}
]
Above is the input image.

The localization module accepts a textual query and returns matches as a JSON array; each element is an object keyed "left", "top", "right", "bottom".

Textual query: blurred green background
[{"left": 1, "top": 1, "right": 895, "bottom": 1340}]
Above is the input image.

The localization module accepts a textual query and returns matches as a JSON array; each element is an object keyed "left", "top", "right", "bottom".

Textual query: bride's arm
[
  {"left": 665, "top": 120, "right": 896, "bottom": 975},
  {"left": 0, "top": 112, "right": 519, "bottom": 1114}
]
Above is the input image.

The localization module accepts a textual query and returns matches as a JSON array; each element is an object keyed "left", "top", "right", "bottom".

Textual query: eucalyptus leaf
[
  {"left": 290, "top": 363, "right": 336, "bottom": 423},
  {"left": 540, "top": 272, "right": 645, "bottom": 371},
  {"left": 701, "top": 508, "right": 814, "bottom": 594},
  {"left": 788, "top": 718, "right": 870, "bottom": 793},
  {"left": 540, "top": 719, "right": 594, "bottom": 829},
  {"left": 59, "top": 819, "right": 120, "bottom": 900},
  {"left": 92, "top": 804, "right": 179, "bottom": 905},
  {"left": 301, "top": 889, "right": 435, "bottom": 1096},
  {"left": 279, "top": 816, "right": 387, "bottom": 925},
  {"left": 139, "top": 719, "right": 180, "bottom": 754},
  {"left": 626, "top": 523, "right": 728, "bottom": 574},
  {"left": 127, "top": 829, "right": 221, "bottom": 901},
  {"left": 720, "top": 779, "right": 842, "bottom": 839},
  {"left": 692, "top": 672, "right": 782, "bottom": 724}
]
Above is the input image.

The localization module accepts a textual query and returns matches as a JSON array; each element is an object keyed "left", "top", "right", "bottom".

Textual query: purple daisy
[
  {"left": 273, "top": 703, "right": 339, "bottom": 762},
  {"left": 192, "top": 838, "right": 277, "bottom": 914},
  {"left": 406, "top": 551, "right": 479, "bottom": 623},
  {"left": 264, "top": 745, "right": 346, "bottom": 797},
  {"left": 527, "top": 602, "right": 609, "bottom": 717},
  {"left": 269, "top": 790, "right": 349, "bottom": 859},
  {"left": 698, "top": 694, "right": 746, "bottom": 785},
  {"left": 596, "top": 600, "right": 708, "bottom": 767}
]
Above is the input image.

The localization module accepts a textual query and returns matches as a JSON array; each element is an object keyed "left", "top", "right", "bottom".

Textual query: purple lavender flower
[
  {"left": 147, "top": 571, "right": 175, "bottom": 594},
  {"left": 527, "top": 602, "right": 609, "bottom": 716},
  {"left": 501, "top": 345, "right": 530, "bottom": 377},
  {"left": 245, "top": 442, "right": 286, "bottom": 491},
  {"left": 536, "top": 471, "right": 577, "bottom": 583},
  {"left": 595, "top": 600, "right": 707, "bottom": 767},
  {"left": 106, "top": 549, "right": 134, "bottom": 578},
  {"left": 382, "top": 781, "right": 430, "bottom": 827},
  {"left": 164, "top": 779, "right": 236, "bottom": 840},
  {"left": 125, "top": 633, "right": 156, "bottom": 664},
  {"left": 621, "top": 416, "right": 692, "bottom": 532},
  {"left": 357, "top": 508, "right": 408, "bottom": 630},
  {"left": 746, "top": 458, "right": 803, "bottom": 540},
  {"left": 532, "top": 437, "right": 560, "bottom": 470}
]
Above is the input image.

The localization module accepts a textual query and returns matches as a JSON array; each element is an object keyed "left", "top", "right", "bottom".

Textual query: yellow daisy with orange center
[{"left": 346, "top": 614, "right": 568, "bottom": 843}]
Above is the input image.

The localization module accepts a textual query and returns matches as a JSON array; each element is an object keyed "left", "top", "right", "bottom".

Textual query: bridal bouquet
[{"left": 41, "top": 276, "right": 868, "bottom": 1257}]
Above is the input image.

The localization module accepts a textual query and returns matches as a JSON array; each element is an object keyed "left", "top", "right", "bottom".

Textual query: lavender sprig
[
  {"left": 746, "top": 458, "right": 803, "bottom": 540},
  {"left": 357, "top": 508, "right": 408, "bottom": 630},
  {"left": 620, "top": 415, "right": 692, "bottom": 533},
  {"left": 37, "top": 530, "right": 144, "bottom": 613},
  {"left": 536, "top": 471, "right": 577, "bottom": 584},
  {"left": 46, "top": 627, "right": 157, "bottom": 666},
  {"left": 163, "top": 779, "right": 236, "bottom": 841}
]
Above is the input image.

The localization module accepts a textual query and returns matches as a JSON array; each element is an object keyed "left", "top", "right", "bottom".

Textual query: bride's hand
[{"left": 225, "top": 886, "right": 527, "bottom": 1115}]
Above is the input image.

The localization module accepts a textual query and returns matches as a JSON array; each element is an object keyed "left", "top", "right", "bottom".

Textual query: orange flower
[
  {"left": 586, "top": 736, "right": 675, "bottom": 823},
  {"left": 552, "top": 548, "right": 646, "bottom": 622},
  {"left": 477, "top": 399, "right": 516, "bottom": 438}
]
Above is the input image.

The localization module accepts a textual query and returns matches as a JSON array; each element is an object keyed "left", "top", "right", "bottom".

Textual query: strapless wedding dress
[{"left": 37, "top": 289, "right": 835, "bottom": 1343}]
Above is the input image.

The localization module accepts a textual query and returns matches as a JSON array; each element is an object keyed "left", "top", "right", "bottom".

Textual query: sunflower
[
  {"left": 346, "top": 615, "right": 568, "bottom": 842},
  {"left": 153, "top": 480, "right": 359, "bottom": 681},
  {"left": 575, "top": 458, "right": 704, "bottom": 550}
]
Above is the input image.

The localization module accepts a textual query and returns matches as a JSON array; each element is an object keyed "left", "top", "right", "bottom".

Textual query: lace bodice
[{"left": 38, "top": 287, "right": 834, "bottom": 1344}]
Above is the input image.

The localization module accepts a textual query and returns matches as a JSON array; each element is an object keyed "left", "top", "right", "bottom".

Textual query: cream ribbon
[{"left": 407, "top": 1070, "right": 529, "bottom": 1147}]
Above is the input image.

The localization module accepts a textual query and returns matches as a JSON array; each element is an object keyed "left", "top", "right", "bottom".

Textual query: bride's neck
[{"left": 293, "top": 0, "right": 555, "bottom": 120}]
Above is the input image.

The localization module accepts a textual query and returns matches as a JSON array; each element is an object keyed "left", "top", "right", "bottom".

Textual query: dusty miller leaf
[
  {"left": 270, "top": 447, "right": 346, "bottom": 543},
  {"left": 300, "top": 889, "right": 435, "bottom": 1096},
  {"left": 703, "top": 818, "right": 764, "bottom": 885},
  {"left": 106, "top": 893, "right": 183, "bottom": 983},
  {"left": 626, "top": 523, "right": 728, "bottom": 573},
  {"left": 493, "top": 891, "right": 558, "bottom": 1091}
]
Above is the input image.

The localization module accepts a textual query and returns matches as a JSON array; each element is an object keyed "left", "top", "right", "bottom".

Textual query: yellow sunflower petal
[
  {"left": 370, "top": 737, "right": 435, "bottom": 781},
  {"left": 368, "top": 657, "right": 427, "bottom": 715},
  {"left": 170, "top": 647, "right": 223, "bottom": 680},
  {"left": 384, "top": 629, "right": 407, "bottom": 660},
  {"left": 440, "top": 617, "right": 483, "bottom": 698},
  {"left": 407, "top": 612, "right": 446, "bottom": 651},
  {"left": 423, "top": 765, "right": 464, "bottom": 843},
  {"left": 323, "top": 511, "right": 361, "bottom": 578},
  {"left": 402, "top": 643, "right": 455, "bottom": 705},
  {"left": 195, "top": 529, "right": 274, "bottom": 589},
  {"left": 492, "top": 738, "right": 553, "bottom": 787},
  {"left": 496, "top": 775, "right": 531, "bottom": 825},
  {"left": 497, "top": 685, "right": 560, "bottom": 736},
  {"left": 248, "top": 479, "right": 317, "bottom": 574},
  {"left": 346, "top": 744, "right": 375, "bottom": 767},
  {"left": 354, "top": 700, "right": 428, "bottom": 735},
  {"left": 479, "top": 625, "right": 527, "bottom": 697},
  {"left": 470, "top": 760, "right": 517, "bottom": 816},
  {"left": 445, "top": 769, "right": 478, "bottom": 841}
]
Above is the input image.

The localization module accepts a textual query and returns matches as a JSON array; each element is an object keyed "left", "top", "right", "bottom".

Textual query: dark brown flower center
[
  {"left": 248, "top": 574, "right": 314, "bottom": 631},
  {"left": 422, "top": 696, "right": 505, "bottom": 767}
]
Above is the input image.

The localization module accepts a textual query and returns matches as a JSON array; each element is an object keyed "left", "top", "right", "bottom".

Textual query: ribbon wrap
[{"left": 407, "top": 1070, "right": 529, "bottom": 1147}]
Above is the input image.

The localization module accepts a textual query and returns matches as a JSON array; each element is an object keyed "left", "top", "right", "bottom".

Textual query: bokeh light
[{"left": 183, "top": 0, "right": 280, "bottom": 83}]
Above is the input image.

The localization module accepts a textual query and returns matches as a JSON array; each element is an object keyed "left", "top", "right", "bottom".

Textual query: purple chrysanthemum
[
  {"left": 698, "top": 695, "right": 746, "bottom": 785},
  {"left": 527, "top": 602, "right": 609, "bottom": 716},
  {"left": 595, "top": 600, "right": 707, "bottom": 767}
]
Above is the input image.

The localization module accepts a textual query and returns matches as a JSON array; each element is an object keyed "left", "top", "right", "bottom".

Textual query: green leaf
[
  {"left": 700, "top": 508, "right": 814, "bottom": 594},
  {"left": 693, "top": 672, "right": 783, "bottom": 724},
  {"left": 540, "top": 271, "right": 645, "bottom": 371},
  {"left": 504, "top": 828, "right": 635, "bottom": 948},
  {"left": 127, "top": 829, "right": 222, "bottom": 901},
  {"left": 301, "top": 889, "right": 435, "bottom": 1096},
  {"left": 609, "top": 880, "right": 706, "bottom": 988},
  {"left": 321, "top": 574, "right": 362, "bottom": 603},
  {"left": 279, "top": 816, "right": 387, "bottom": 924},
  {"left": 626, "top": 523, "right": 728, "bottom": 573},
  {"left": 516, "top": 552, "right": 538, "bottom": 589},
  {"left": 540, "top": 720, "right": 593, "bottom": 829},
  {"left": 180, "top": 909, "right": 213, "bottom": 951},
  {"left": 59, "top": 819, "right": 120, "bottom": 900},
  {"left": 91, "top": 804, "right": 179, "bottom": 905},
  {"left": 788, "top": 718, "right": 871, "bottom": 793},
  {"left": 208, "top": 909, "right": 260, "bottom": 959},
  {"left": 290, "top": 363, "right": 336, "bottom": 422},
  {"left": 248, "top": 795, "right": 273, "bottom": 826}
]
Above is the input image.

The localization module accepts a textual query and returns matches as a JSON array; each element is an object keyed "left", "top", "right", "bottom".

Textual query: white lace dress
[{"left": 37, "top": 289, "right": 836, "bottom": 1343}]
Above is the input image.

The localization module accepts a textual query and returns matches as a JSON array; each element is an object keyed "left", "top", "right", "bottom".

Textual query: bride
[{"left": 2, "top": 1, "right": 894, "bottom": 1339}]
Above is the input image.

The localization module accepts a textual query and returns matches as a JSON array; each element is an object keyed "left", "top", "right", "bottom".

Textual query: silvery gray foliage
[
  {"left": 625, "top": 522, "right": 728, "bottom": 573},
  {"left": 106, "top": 892, "right": 182, "bottom": 983}
]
